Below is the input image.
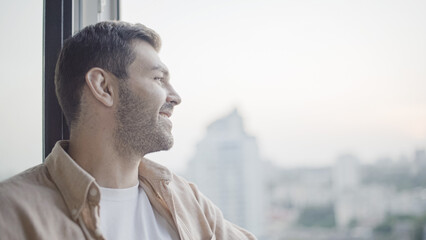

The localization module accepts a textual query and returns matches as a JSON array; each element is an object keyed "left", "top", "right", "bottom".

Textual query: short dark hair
[{"left": 54, "top": 21, "right": 161, "bottom": 128}]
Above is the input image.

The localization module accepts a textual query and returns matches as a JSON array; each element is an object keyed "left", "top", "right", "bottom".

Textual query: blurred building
[
  {"left": 185, "top": 109, "right": 264, "bottom": 236},
  {"left": 332, "top": 153, "right": 426, "bottom": 231},
  {"left": 415, "top": 149, "right": 426, "bottom": 170},
  {"left": 333, "top": 154, "right": 360, "bottom": 192}
]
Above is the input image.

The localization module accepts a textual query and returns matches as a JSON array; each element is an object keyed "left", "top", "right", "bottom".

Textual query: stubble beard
[{"left": 114, "top": 82, "right": 174, "bottom": 159}]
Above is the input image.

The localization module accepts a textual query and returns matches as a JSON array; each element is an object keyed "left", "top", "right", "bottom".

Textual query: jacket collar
[
  {"left": 139, "top": 157, "right": 172, "bottom": 182},
  {"left": 45, "top": 141, "right": 96, "bottom": 221},
  {"left": 45, "top": 140, "right": 173, "bottom": 220}
]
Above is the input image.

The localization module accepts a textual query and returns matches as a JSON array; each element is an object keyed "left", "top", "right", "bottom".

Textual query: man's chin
[
  {"left": 159, "top": 137, "right": 174, "bottom": 152},
  {"left": 144, "top": 137, "right": 174, "bottom": 155},
  {"left": 142, "top": 147, "right": 172, "bottom": 158}
]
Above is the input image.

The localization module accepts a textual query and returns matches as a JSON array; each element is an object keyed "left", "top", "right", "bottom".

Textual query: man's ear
[{"left": 85, "top": 68, "right": 115, "bottom": 107}]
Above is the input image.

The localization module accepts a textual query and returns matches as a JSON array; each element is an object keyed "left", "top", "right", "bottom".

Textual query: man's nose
[{"left": 166, "top": 86, "right": 182, "bottom": 106}]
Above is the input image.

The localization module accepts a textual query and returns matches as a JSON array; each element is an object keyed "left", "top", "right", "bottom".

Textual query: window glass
[
  {"left": 124, "top": 1, "right": 426, "bottom": 238},
  {"left": 121, "top": 0, "right": 426, "bottom": 171},
  {"left": 0, "top": 1, "right": 43, "bottom": 180}
]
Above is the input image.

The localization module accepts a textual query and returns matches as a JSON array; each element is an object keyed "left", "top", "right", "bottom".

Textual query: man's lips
[
  {"left": 159, "top": 111, "right": 173, "bottom": 129},
  {"left": 159, "top": 112, "right": 171, "bottom": 118},
  {"left": 159, "top": 103, "right": 174, "bottom": 119},
  {"left": 159, "top": 106, "right": 173, "bottom": 118}
]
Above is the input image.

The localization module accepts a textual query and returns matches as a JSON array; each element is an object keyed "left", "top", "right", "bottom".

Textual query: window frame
[{"left": 43, "top": 0, "right": 119, "bottom": 158}]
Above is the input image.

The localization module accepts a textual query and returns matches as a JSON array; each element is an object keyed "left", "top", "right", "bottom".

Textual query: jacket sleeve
[{"left": 186, "top": 181, "right": 257, "bottom": 240}]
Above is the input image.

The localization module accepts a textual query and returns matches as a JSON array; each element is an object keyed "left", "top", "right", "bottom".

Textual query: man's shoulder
[
  {"left": 0, "top": 164, "right": 84, "bottom": 239},
  {"left": 158, "top": 170, "right": 258, "bottom": 239},
  {"left": 1, "top": 164, "right": 51, "bottom": 190},
  {"left": 0, "top": 164, "right": 58, "bottom": 208}
]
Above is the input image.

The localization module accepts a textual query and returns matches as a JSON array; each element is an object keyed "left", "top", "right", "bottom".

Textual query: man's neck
[{"left": 67, "top": 128, "right": 141, "bottom": 189}]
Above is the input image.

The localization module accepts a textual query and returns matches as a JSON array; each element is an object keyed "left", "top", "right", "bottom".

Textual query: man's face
[{"left": 114, "top": 40, "right": 181, "bottom": 157}]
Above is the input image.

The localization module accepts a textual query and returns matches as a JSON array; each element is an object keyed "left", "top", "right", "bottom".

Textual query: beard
[{"left": 113, "top": 81, "right": 174, "bottom": 158}]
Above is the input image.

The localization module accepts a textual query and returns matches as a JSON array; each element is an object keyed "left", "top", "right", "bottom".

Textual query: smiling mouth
[
  {"left": 159, "top": 112, "right": 170, "bottom": 118},
  {"left": 159, "top": 112, "right": 173, "bottom": 129}
]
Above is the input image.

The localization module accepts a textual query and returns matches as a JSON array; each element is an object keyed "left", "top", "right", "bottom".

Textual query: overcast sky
[
  {"left": 1, "top": 0, "right": 425, "bottom": 179},
  {"left": 122, "top": 0, "right": 426, "bottom": 171}
]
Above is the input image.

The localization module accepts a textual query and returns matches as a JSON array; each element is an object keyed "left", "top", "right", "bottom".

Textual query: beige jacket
[{"left": 0, "top": 141, "right": 256, "bottom": 240}]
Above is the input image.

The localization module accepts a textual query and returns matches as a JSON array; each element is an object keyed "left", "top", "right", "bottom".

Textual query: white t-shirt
[{"left": 99, "top": 184, "right": 179, "bottom": 240}]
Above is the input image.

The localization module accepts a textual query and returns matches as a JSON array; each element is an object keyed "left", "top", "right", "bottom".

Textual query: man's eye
[{"left": 154, "top": 77, "right": 164, "bottom": 84}]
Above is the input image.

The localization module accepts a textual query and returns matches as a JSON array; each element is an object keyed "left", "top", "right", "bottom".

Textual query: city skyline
[{"left": 180, "top": 108, "right": 426, "bottom": 240}]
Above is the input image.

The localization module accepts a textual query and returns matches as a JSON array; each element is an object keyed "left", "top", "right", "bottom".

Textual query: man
[{"left": 0, "top": 21, "right": 256, "bottom": 240}]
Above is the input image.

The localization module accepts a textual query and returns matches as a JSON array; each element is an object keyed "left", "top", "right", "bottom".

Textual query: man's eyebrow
[{"left": 151, "top": 65, "right": 169, "bottom": 76}]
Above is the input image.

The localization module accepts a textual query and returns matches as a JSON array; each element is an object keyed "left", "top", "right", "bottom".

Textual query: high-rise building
[
  {"left": 415, "top": 149, "right": 426, "bottom": 168},
  {"left": 333, "top": 154, "right": 360, "bottom": 192},
  {"left": 185, "top": 109, "right": 264, "bottom": 236}
]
